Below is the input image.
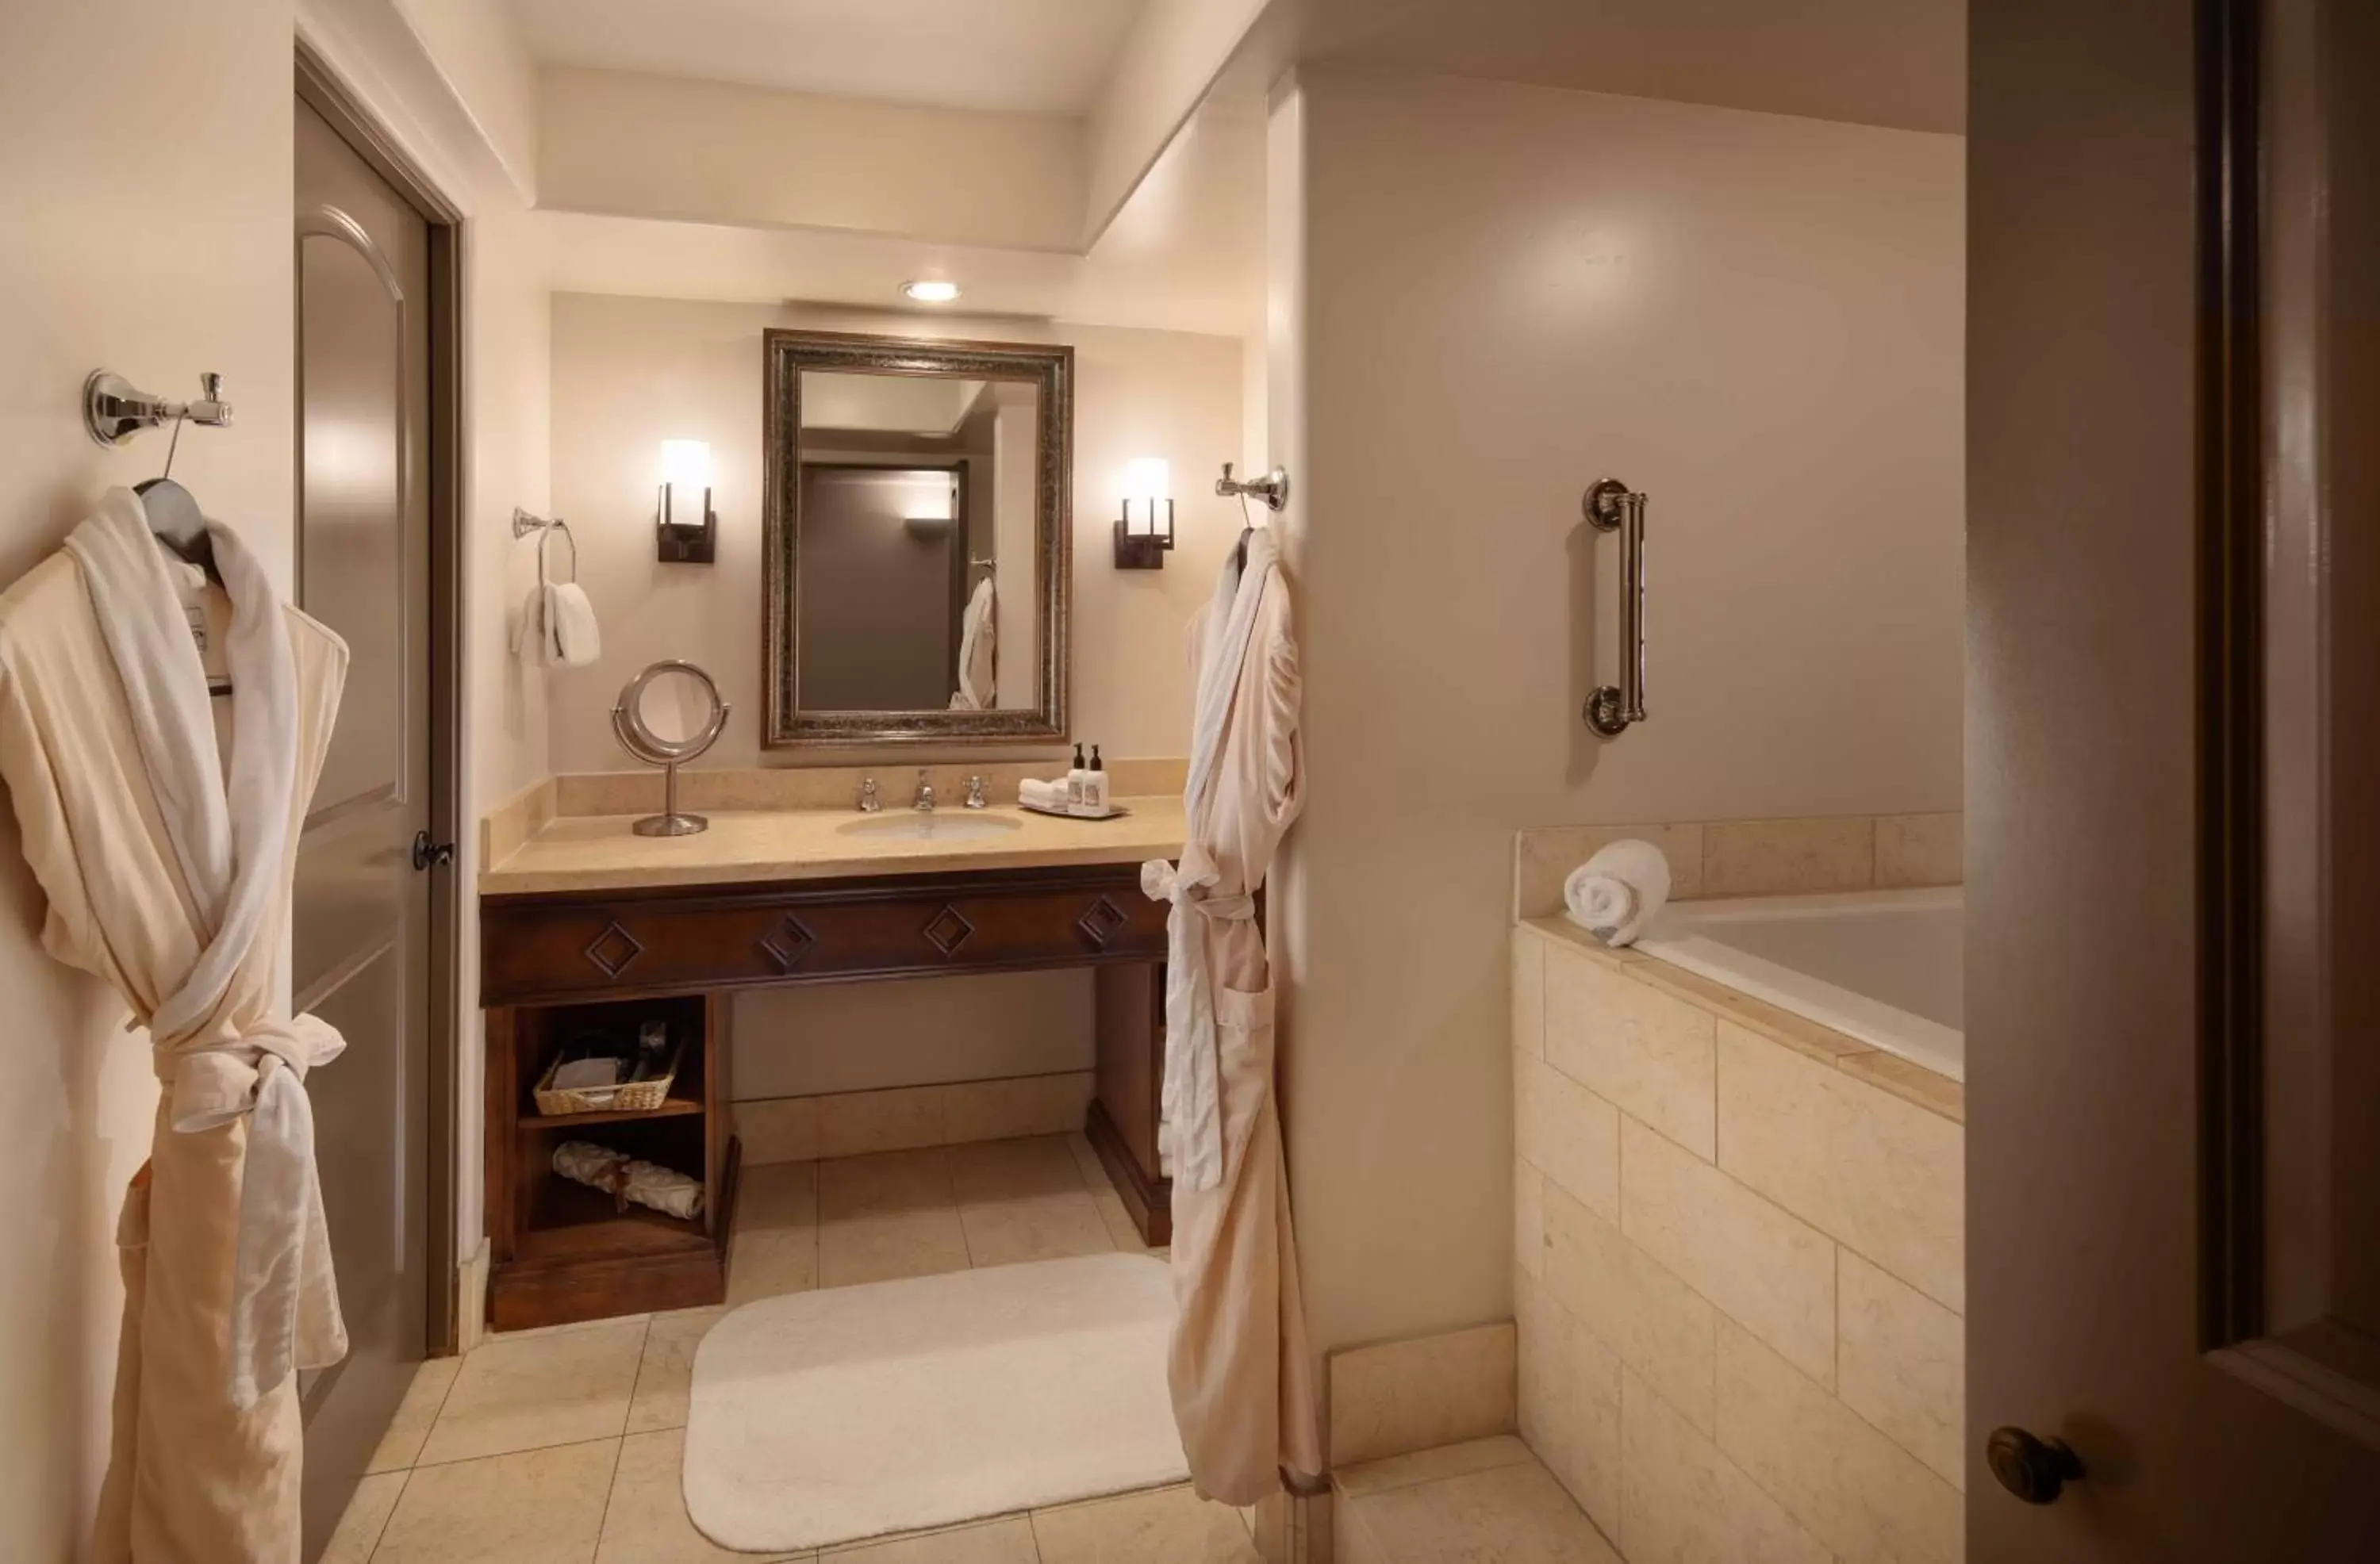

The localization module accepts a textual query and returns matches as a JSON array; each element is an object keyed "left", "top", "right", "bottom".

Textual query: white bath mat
[{"left": 682, "top": 1252, "right": 1186, "bottom": 1553}]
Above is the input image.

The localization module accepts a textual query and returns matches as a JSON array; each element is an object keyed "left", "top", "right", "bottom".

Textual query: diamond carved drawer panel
[{"left": 481, "top": 864, "right": 1170, "bottom": 1006}]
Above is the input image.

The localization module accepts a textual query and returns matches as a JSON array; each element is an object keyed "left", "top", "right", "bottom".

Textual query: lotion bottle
[
  {"left": 1084, "top": 746, "right": 1110, "bottom": 815},
  {"left": 1067, "top": 743, "right": 1088, "bottom": 810}
]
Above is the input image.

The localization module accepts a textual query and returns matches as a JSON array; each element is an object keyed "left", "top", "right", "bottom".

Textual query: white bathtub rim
[{"left": 1635, "top": 887, "right": 1965, "bottom": 1085}]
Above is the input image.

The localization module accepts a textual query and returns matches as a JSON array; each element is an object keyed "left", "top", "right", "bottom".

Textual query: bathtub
[{"left": 1633, "top": 887, "right": 1964, "bottom": 1082}]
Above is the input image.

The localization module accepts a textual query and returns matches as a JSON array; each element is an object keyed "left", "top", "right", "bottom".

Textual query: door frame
[{"left": 294, "top": 42, "right": 466, "bottom": 1356}]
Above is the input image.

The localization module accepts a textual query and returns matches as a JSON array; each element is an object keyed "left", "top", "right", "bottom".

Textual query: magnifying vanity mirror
[
  {"left": 612, "top": 660, "right": 730, "bottom": 836},
  {"left": 762, "top": 330, "right": 1072, "bottom": 747}
]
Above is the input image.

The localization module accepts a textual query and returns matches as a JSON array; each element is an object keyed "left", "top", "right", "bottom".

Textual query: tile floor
[
  {"left": 325, "top": 1133, "right": 1238, "bottom": 1564},
  {"left": 1334, "top": 1436, "right": 1619, "bottom": 1564}
]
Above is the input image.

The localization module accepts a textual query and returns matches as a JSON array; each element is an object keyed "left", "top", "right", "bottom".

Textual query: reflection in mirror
[
  {"left": 795, "top": 371, "right": 1041, "bottom": 715},
  {"left": 764, "top": 332, "right": 1071, "bottom": 748}
]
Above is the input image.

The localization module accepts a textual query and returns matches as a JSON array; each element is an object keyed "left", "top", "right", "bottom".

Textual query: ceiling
[
  {"left": 1296, "top": 0, "right": 1965, "bottom": 135},
  {"left": 506, "top": 0, "right": 1151, "bottom": 116},
  {"left": 540, "top": 91, "right": 1266, "bottom": 337}
]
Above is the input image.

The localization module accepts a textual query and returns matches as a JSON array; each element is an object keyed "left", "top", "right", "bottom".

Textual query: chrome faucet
[
  {"left": 912, "top": 770, "right": 936, "bottom": 812},
  {"left": 856, "top": 776, "right": 881, "bottom": 813},
  {"left": 964, "top": 775, "right": 988, "bottom": 810}
]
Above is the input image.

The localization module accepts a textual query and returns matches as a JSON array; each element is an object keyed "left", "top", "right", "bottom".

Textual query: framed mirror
[{"left": 762, "top": 329, "right": 1072, "bottom": 747}]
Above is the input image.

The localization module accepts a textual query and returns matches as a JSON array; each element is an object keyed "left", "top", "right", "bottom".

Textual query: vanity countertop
[{"left": 479, "top": 799, "right": 1188, "bottom": 897}]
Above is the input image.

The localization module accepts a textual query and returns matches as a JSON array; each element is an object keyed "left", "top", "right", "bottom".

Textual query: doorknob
[
  {"left": 1987, "top": 1427, "right": 2084, "bottom": 1505},
  {"left": 411, "top": 830, "right": 456, "bottom": 872}
]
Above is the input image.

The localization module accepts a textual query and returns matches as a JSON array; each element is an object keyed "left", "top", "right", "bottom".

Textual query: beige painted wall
[
  {"left": 541, "top": 292, "right": 1246, "bottom": 771},
  {"left": 1272, "top": 68, "right": 1965, "bottom": 1363},
  {"left": 540, "top": 66, "right": 1084, "bottom": 253},
  {"left": 540, "top": 293, "right": 1242, "bottom": 1106},
  {"left": 0, "top": 4, "right": 298, "bottom": 1552}
]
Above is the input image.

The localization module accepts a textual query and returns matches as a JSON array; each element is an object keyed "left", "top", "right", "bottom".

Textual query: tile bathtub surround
[
  {"left": 1523, "top": 918, "right": 1964, "bottom": 1125},
  {"left": 1513, "top": 919, "right": 1967, "bottom": 1562},
  {"left": 1511, "top": 811, "right": 1963, "bottom": 920},
  {"left": 736, "top": 1072, "right": 1096, "bottom": 1164},
  {"left": 1327, "top": 1321, "right": 1519, "bottom": 1467}
]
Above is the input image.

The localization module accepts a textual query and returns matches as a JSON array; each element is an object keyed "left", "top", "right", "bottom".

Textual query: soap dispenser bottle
[
  {"left": 1084, "top": 746, "right": 1110, "bottom": 815},
  {"left": 1067, "top": 743, "right": 1089, "bottom": 810}
]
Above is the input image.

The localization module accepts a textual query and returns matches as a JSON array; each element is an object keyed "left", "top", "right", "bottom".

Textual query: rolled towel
[
  {"left": 1563, "top": 839, "right": 1672, "bottom": 948},
  {"left": 547, "top": 582, "right": 601, "bottom": 667}
]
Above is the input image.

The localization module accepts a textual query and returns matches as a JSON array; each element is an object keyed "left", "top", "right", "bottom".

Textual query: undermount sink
[{"left": 835, "top": 812, "right": 1024, "bottom": 843}]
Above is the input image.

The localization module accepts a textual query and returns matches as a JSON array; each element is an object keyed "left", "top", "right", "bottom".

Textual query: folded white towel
[
  {"left": 1019, "top": 777, "right": 1069, "bottom": 809},
  {"left": 1563, "top": 839, "right": 1672, "bottom": 947},
  {"left": 512, "top": 582, "right": 603, "bottom": 668},
  {"left": 547, "top": 582, "right": 601, "bottom": 667}
]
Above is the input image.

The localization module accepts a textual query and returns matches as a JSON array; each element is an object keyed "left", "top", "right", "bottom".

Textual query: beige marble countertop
[{"left": 479, "top": 798, "right": 1186, "bottom": 897}]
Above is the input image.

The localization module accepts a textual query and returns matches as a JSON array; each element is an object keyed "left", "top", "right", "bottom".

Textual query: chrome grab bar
[{"left": 1583, "top": 477, "right": 1647, "bottom": 736}]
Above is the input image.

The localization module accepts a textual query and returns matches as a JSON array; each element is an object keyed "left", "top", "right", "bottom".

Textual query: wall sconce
[
  {"left": 1113, "top": 456, "right": 1174, "bottom": 569},
  {"left": 657, "top": 439, "right": 718, "bottom": 564}
]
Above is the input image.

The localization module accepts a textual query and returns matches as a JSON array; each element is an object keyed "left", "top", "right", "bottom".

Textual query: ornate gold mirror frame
[{"left": 762, "top": 328, "right": 1073, "bottom": 748}]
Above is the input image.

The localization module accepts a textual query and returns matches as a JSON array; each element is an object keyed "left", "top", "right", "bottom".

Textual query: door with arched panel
[{"left": 291, "top": 93, "right": 435, "bottom": 1558}]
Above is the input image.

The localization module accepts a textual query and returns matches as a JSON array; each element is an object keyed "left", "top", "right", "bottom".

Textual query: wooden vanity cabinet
[{"left": 482, "top": 861, "right": 1173, "bottom": 1328}]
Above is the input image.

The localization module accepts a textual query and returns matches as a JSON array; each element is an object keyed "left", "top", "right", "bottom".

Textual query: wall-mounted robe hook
[
  {"left": 84, "top": 370, "right": 233, "bottom": 448},
  {"left": 1216, "top": 462, "right": 1289, "bottom": 512}
]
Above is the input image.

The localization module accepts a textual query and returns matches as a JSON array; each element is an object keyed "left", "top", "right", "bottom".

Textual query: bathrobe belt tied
[
  {"left": 165, "top": 1011, "right": 349, "bottom": 1408},
  {"left": 1142, "top": 850, "right": 1254, "bottom": 1196}
]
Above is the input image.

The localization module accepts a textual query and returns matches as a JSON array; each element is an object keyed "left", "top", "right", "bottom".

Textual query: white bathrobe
[
  {"left": 1141, "top": 526, "right": 1323, "bottom": 1503},
  {"left": 0, "top": 489, "right": 350, "bottom": 1562},
  {"left": 950, "top": 574, "right": 996, "bottom": 710}
]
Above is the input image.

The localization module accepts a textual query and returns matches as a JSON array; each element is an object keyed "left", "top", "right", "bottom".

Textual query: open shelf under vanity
[{"left": 486, "top": 992, "right": 740, "bottom": 1330}]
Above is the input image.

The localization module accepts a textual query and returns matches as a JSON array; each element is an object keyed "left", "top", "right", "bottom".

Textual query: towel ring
[
  {"left": 538, "top": 520, "right": 578, "bottom": 586},
  {"left": 513, "top": 508, "right": 578, "bottom": 586}
]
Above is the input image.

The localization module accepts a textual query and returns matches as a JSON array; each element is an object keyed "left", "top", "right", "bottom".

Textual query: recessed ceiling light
[{"left": 901, "top": 279, "right": 962, "bottom": 304}]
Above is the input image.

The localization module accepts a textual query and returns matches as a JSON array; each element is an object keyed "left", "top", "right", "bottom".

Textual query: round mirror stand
[{"left": 612, "top": 660, "right": 730, "bottom": 837}]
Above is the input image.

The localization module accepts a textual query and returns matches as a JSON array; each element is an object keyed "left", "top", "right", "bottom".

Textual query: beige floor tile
[
  {"left": 825, "top": 1515, "right": 1038, "bottom": 1562},
  {"left": 1340, "top": 1460, "right": 1619, "bottom": 1563},
  {"left": 627, "top": 1308, "right": 728, "bottom": 1435},
  {"left": 738, "top": 1162, "right": 820, "bottom": 1232},
  {"left": 1033, "top": 1484, "right": 1261, "bottom": 1562},
  {"left": 1061, "top": 1132, "right": 1107, "bottom": 1187},
  {"left": 958, "top": 1190, "right": 1115, "bottom": 1268},
  {"left": 597, "top": 1428, "right": 800, "bottom": 1562},
  {"left": 321, "top": 1470, "right": 405, "bottom": 1562},
  {"left": 417, "top": 1319, "right": 647, "bottom": 1466},
  {"left": 946, "top": 1135, "right": 1086, "bottom": 1203},
  {"left": 367, "top": 1355, "right": 462, "bottom": 1472},
  {"left": 1089, "top": 1187, "right": 1149, "bottom": 1253},
  {"left": 727, "top": 1227, "right": 821, "bottom": 1307},
  {"left": 819, "top": 1209, "right": 973, "bottom": 1288},
  {"left": 372, "top": 1439, "right": 619, "bottom": 1563},
  {"left": 819, "top": 1148, "right": 957, "bottom": 1222}
]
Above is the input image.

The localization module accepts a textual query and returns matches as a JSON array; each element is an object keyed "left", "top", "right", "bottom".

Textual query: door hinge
[{"left": 411, "top": 830, "right": 456, "bottom": 872}]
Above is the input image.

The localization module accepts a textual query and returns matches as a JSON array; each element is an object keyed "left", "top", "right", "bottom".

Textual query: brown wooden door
[
  {"left": 291, "top": 95, "right": 437, "bottom": 1558},
  {"left": 1969, "top": 0, "right": 2380, "bottom": 1557}
]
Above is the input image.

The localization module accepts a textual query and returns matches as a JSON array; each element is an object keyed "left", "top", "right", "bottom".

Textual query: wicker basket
[{"left": 533, "top": 1042, "right": 683, "bottom": 1117}]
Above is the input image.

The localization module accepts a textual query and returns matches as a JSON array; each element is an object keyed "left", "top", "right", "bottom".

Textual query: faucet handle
[
  {"left": 964, "top": 775, "right": 988, "bottom": 809},
  {"left": 857, "top": 776, "right": 881, "bottom": 813}
]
